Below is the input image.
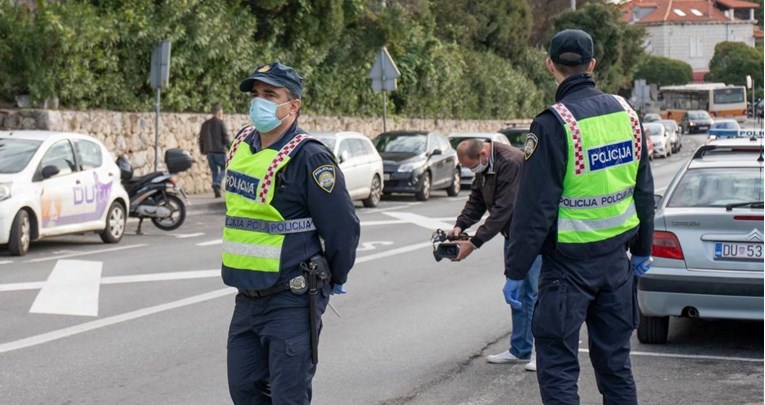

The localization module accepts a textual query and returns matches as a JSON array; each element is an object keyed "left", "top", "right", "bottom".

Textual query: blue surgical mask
[{"left": 249, "top": 98, "right": 290, "bottom": 133}]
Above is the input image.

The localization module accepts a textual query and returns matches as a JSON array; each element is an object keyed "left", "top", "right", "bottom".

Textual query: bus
[{"left": 658, "top": 83, "right": 747, "bottom": 122}]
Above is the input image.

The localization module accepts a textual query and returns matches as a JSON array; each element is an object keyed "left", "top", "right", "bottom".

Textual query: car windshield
[
  {"left": 688, "top": 111, "right": 711, "bottom": 120},
  {"left": 0, "top": 138, "right": 42, "bottom": 174},
  {"left": 374, "top": 134, "right": 426, "bottom": 154},
  {"left": 644, "top": 125, "right": 663, "bottom": 136},
  {"left": 312, "top": 134, "right": 336, "bottom": 150},
  {"left": 668, "top": 167, "right": 764, "bottom": 208},
  {"left": 713, "top": 121, "right": 739, "bottom": 129},
  {"left": 644, "top": 114, "right": 661, "bottom": 122}
]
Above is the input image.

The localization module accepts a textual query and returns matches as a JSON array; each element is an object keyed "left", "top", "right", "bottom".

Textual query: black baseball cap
[
  {"left": 549, "top": 29, "right": 594, "bottom": 66},
  {"left": 239, "top": 62, "right": 303, "bottom": 98}
]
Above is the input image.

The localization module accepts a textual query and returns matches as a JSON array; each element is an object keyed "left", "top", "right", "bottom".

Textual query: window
[
  {"left": 75, "top": 139, "right": 103, "bottom": 170},
  {"left": 713, "top": 88, "right": 745, "bottom": 104},
  {"left": 668, "top": 167, "right": 764, "bottom": 207},
  {"left": 690, "top": 8, "right": 703, "bottom": 16},
  {"left": 40, "top": 140, "right": 77, "bottom": 176},
  {"left": 673, "top": 8, "right": 686, "bottom": 17},
  {"left": 0, "top": 139, "right": 41, "bottom": 174},
  {"left": 337, "top": 139, "right": 351, "bottom": 160},
  {"left": 690, "top": 37, "right": 704, "bottom": 58},
  {"left": 348, "top": 139, "right": 368, "bottom": 158}
]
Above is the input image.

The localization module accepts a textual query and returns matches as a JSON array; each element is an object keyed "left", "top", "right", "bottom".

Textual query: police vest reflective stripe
[
  {"left": 222, "top": 130, "right": 316, "bottom": 290},
  {"left": 551, "top": 95, "right": 641, "bottom": 244}
]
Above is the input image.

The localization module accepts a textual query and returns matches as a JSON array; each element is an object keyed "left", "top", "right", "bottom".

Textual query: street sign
[
  {"left": 150, "top": 40, "right": 172, "bottom": 89},
  {"left": 746, "top": 75, "right": 752, "bottom": 89},
  {"left": 369, "top": 47, "right": 400, "bottom": 93}
]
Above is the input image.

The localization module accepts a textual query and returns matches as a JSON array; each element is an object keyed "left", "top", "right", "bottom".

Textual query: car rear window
[
  {"left": 0, "top": 139, "right": 42, "bottom": 174},
  {"left": 644, "top": 125, "right": 663, "bottom": 136},
  {"left": 374, "top": 134, "right": 426, "bottom": 153},
  {"left": 668, "top": 167, "right": 764, "bottom": 208}
]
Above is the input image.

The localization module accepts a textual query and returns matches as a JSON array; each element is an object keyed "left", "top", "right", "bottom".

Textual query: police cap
[
  {"left": 239, "top": 62, "right": 303, "bottom": 98},
  {"left": 548, "top": 29, "right": 593, "bottom": 66}
]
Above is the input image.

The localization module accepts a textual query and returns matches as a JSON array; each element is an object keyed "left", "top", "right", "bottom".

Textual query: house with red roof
[{"left": 621, "top": 0, "right": 760, "bottom": 81}]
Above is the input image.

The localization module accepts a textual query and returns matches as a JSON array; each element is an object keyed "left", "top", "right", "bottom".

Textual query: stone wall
[{"left": 0, "top": 108, "right": 530, "bottom": 194}]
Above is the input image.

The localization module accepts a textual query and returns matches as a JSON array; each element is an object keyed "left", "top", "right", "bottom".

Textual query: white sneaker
[
  {"left": 486, "top": 350, "right": 528, "bottom": 364},
  {"left": 524, "top": 350, "right": 537, "bottom": 372}
]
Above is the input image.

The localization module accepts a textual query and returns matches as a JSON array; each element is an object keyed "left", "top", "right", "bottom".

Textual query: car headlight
[
  {"left": 0, "top": 183, "right": 12, "bottom": 201},
  {"left": 398, "top": 161, "right": 425, "bottom": 172}
]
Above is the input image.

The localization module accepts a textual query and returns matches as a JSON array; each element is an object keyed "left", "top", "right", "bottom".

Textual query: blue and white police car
[{"left": 0, "top": 131, "right": 130, "bottom": 256}]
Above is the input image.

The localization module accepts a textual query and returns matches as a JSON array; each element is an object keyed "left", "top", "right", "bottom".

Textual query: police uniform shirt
[
  {"left": 243, "top": 120, "right": 361, "bottom": 286},
  {"left": 505, "top": 74, "right": 655, "bottom": 280}
]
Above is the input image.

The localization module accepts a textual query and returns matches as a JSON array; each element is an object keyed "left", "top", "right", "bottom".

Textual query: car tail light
[
  {"left": 734, "top": 215, "right": 764, "bottom": 221},
  {"left": 652, "top": 231, "right": 684, "bottom": 260}
]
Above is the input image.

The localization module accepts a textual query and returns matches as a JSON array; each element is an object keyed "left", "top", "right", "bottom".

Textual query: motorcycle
[{"left": 115, "top": 148, "right": 192, "bottom": 234}]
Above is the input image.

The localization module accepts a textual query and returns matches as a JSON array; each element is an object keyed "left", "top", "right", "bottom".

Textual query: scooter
[{"left": 116, "top": 148, "right": 192, "bottom": 234}]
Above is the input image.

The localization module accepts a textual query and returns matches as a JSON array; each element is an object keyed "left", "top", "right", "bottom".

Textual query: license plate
[
  {"left": 383, "top": 173, "right": 390, "bottom": 181},
  {"left": 714, "top": 242, "right": 763, "bottom": 260},
  {"left": 699, "top": 126, "right": 709, "bottom": 131}
]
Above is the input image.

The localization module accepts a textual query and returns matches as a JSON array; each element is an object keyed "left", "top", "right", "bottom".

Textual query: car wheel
[
  {"left": 637, "top": 313, "right": 669, "bottom": 344},
  {"left": 100, "top": 201, "right": 126, "bottom": 243},
  {"left": 8, "top": 209, "right": 31, "bottom": 256},
  {"left": 362, "top": 174, "right": 382, "bottom": 208},
  {"left": 415, "top": 171, "right": 431, "bottom": 201},
  {"left": 446, "top": 169, "right": 461, "bottom": 197}
]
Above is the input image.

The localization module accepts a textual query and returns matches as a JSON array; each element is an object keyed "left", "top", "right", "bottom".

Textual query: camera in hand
[{"left": 431, "top": 229, "right": 470, "bottom": 262}]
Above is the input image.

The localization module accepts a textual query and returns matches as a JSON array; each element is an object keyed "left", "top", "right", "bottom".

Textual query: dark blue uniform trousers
[
  {"left": 533, "top": 248, "right": 639, "bottom": 405},
  {"left": 227, "top": 288, "right": 329, "bottom": 405}
]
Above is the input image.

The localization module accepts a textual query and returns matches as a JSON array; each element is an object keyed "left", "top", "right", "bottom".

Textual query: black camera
[{"left": 431, "top": 229, "right": 470, "bottom": 262}]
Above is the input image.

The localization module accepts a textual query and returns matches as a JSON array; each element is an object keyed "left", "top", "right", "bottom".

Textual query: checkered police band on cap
[
  {"left": 549, "top": 29, "right": 594, "bottom": 66},
  {"left": 239, "top": 62, "right": 303, "bottom": 98}
]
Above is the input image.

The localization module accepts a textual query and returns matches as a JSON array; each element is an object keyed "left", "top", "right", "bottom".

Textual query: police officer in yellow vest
[
  {"left": 505, "top": 30, "right": 655, "bottom": 405},
  {"left": 223, "top": 62, "right": 360, "bottom": 404}
]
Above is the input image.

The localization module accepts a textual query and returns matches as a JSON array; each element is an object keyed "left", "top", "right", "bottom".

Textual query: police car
[
  {"left": 638, "top": 139, "right": 764, "bottom": 343},
  {"left": 0, "top": 131, "right": 130, "bottom": 256}
]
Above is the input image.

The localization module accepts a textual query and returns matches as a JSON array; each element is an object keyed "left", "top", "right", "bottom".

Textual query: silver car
[
  {"left": 659, "top": 119, "right": 681, "bottom": 153},
  {"left": 644, "top": 122, "right": 671, "bottom": 159},
  {"left": 311, "top": 131, "right": 384, "bottom": 208},
  {"left": 447, "top": 132, "right": 511, "bottom": 186},
  {"left": 638, "top": 139, "right": 764, "bottom": 343}
]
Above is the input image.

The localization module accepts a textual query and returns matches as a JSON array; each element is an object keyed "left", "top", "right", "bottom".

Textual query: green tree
[
  {"left": 708, "top": 41, "right": 764, "bottom": 99},
  {"left": 635, "top": 55, "right": 693, "bottom": 87},
  {"left": 551, "top": 2, "right": 646, "bottom": 93}
]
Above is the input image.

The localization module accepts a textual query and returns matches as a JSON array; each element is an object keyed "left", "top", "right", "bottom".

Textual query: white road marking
[
  {"left": 356, "top": 242, "right": 432, "bottom": 263},
  {"left": 0, "top": 260, "right": 13, "bottom": 265},
  {"left": 356, "top": 241, "right": 394, "bottom": 251},
  {"left": 196, "top": 239, "right": 222, "bottom": 246},
  {"left": 382, "top": 212, "right": 454, "bottom": 230},
  {"left": 25, "top": 244, "right": 147, "bottom": 263},
  {"left": 174, "top": 232, "right": 205, "bottom": 239},
  {"left": 579, "top": 348, "right": 762, "bottom": 363},
  {"left": 0, "top": 269, "right": 221, "bottom": 293},
  {"left": 0, "top": 288, "right": 236, "bottom": 354},
  {"left": 360, "top": 220, "right": 407, "bottom": 227},
  {"left": 361, "top": 202, "right": 422, "bottom": 214},
  {"left": 29, "top": 260, "right": 102, "bottom": 317}
]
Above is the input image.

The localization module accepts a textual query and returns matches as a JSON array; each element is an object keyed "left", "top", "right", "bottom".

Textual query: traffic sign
[{"left": 369, "top": 47, "right": 400, "bottom": 93}]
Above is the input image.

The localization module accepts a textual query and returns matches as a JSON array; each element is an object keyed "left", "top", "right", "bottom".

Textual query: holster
[{"left": 305, "top": 254, "right": 331, "bottom": 365}]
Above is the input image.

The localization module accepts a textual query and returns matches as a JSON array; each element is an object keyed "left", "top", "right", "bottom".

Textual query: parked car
[
  {"left": 659, "top": 119, "right": 681, "bottom": 153},
  {"left": 447, "top": 132, "right": 511, "bottom": 186},
  {"left": 707, "top": 119, "right": 741, "bottom": 140},
  {"left": 373, "top": 131, "right": 460, "bottom": 201},
  {"left": 681, "top": 110, "right": 714, "bottom": 134},
  {"left": 498, "top": 124, "right": 530, "bottom": 148},
  {"left": 312, "top": 131, "right": 384, "bottom": 208},
  {"left": 638, "top": 140, "right": 764, "bottom": 344},
  {"left": 0, "top": 130, "right": 130, "bottom": 256},
  {"left": 643, "top": 113, "right": 662, "bottom": 123},
  {"left": 643, "top": 122, "right": 671, "bottom": 158}
]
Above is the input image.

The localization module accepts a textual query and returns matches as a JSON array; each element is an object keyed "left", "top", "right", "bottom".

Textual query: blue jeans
[
  {"left": 506, "top": 238, "right": 541, "bottom": 359},
  {"left": 208, "top": 152, "right": 226, "bottom": 188}
]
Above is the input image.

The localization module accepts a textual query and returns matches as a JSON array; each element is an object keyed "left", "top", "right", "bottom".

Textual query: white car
[
  {"left": 311, "top": 131, "right": 384, "bottom": 208},
  {"left": 0, "top": 131, "right": 129, "bottom": 256},
  {"left": 643, "top": 122, "right": 671, "bottom": 159},
  {"left": 447, "top": 132, "right": 511, "bottom": 186}
]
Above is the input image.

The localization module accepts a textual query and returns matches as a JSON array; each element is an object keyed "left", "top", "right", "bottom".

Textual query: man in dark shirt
[
  {"left": 450, "top": 138, "right": 541, "bottom": 371},
  {"left": 198, "top": 104, "right": 229, "bottom": 198}
]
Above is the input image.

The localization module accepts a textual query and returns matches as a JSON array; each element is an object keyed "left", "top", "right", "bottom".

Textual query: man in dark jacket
[
  {"left": 450, "top": 138, "right": 541, "bottom": 371},
  {"left": 505, "top": 30, "right": 654, "bottom": 404},
  {"left": 199, "top": 104, "right": 230, "bottom": 197}
]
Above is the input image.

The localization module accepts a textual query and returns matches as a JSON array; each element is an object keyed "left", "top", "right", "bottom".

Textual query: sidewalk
[{"left": 186, "top": 192, "right": 226, "bottom": 215}]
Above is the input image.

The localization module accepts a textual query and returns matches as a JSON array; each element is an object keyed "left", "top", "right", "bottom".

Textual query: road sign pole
[
  {"left": 155, "top": 88, "right": 160, "bottom": 172},
  {"left": 381, "top": 47, "right": 387, "bottom": 133}
]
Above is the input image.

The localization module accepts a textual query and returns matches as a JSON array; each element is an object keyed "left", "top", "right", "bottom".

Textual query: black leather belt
[{"left": 238, "top": 283, "right": 290, "bottom": 298}]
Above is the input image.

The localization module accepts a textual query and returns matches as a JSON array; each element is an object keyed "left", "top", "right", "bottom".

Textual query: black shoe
[{"left": 213, "top": 186, "right": 221, "bottom": 198}]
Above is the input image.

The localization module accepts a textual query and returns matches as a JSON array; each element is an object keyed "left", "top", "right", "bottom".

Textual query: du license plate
[
  {"left": 383, "top": 173, "right": 391, "bottom": 181},
  {"left": 714, "top": 242, "right": 763, "bottom": 260}
]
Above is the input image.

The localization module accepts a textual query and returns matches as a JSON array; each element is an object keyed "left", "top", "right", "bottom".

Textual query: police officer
[
  {"left": 222, "top": 62, "right": 360, "bottom": 404},
  {"left": 504, "top": 30, "right": 654, "bottom": 405}
]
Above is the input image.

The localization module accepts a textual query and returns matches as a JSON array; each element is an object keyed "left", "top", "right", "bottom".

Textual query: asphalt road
[{"left": 0, "top": 133, "right": 762, "bottom": 404}]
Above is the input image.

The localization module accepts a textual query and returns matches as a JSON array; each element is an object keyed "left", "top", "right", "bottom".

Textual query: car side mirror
[
  {"left": 654, "top": 194, "right": 663, "bottom": 210},
  {"left": 339, "top": 150, "right": 350, "bottom": 163},
  {"left": 431, "top": 149, "right": 443, "bottom": 156},
  {"left": 41, "top": 165, "right": 60, "bottom": 179}
]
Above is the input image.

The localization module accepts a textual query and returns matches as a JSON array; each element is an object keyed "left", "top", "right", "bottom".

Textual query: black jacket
[
  {"left": 505, "top": 74, "right": 655, "bottom": 280},
  {"left": 199, "top": 117, "right": 230, "bottom": 154},
  {"left": 455, "top": 141, "right": 524, "bottom": 247}
]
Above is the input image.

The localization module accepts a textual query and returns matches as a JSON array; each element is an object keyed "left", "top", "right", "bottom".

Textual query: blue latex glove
[
  {"left": 331, "top": 284, "right": 347, "bottom": 295},
  {"left": 631, "top": 255, "right": 653, "bottom": 277},
  {"left": 502, "top": 278, "right": 523, "bottom": 309}
]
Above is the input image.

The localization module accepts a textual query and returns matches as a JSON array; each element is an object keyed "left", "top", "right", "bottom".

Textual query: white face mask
[{"left": 469, "top": 156, "right": 488, "bottom": 174}]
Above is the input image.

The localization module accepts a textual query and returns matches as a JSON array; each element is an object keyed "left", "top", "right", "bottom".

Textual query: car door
[
  {"left": 427, "top": 134, "right": 447, "bottom": 187},
  {"left": 74, "top": 139, "right": 115, "bottom": 227},
  {"left": 336, "top": 138, "right": 362, "bottom": 198},
  {"left": 37, "top": 139, "right": 81, "bottom": 234},
  {"left": 349, "top": 138, "right": 374, "bottom": 198}
]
